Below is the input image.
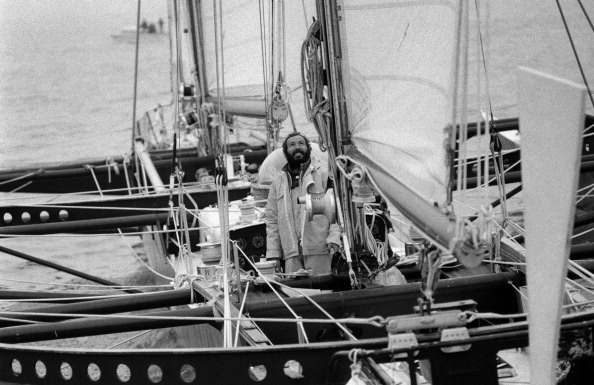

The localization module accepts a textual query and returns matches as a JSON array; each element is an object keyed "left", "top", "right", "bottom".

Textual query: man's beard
[{"left": 285, "top": 148, "right": 310, "bottom": 169}]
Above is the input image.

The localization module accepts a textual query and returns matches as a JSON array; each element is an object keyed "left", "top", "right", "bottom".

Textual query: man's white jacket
[{"left": 265, "top": 156, "right": 341, "bottom": 261}]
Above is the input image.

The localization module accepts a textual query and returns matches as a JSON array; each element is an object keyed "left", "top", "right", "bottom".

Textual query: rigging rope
[
  {"left": 8, "top": 181, "right": 33, "bottom": 193},
  {"left": 85, "top": 165, "right": 104, "bottom": 197},
  {"left": 131, "top": 0, "right": 142, "bottom": 179},
  {"left": 473, "top": 0, "right": 496, "bottom": 126},
  {"left": 271, "top": 280, "right": 356, "bottom": 341},
  {"left": 572, "top": 226, "right": 594, "bottom": 240},
  {"left": 258, "top": 0, "right": 272, "bottom": 151},
  {"left": 233, "top": 281, "right": 251, "bottom": 347},
  {"left": 490, "top": 134, "right": 509, "bottom": 224},
  {"left": 0, "top": 280, "right": 166, "bottom": 294},
  {"left": 122, "top": 154, "right": 133, "bottom": 195},
  {"left": 0, "top": 309, "right": 392, "bottom": 328},
  {"left": 361, "top": 205, "right": 388, "bottom": 266},
  {"left": 211, "top": 0, "right": 234, "bottom": 348},
  {"left": 231, "top": 242, "right": 311, "bottom": 343},
  {"left": 566, "top": 278, "right": 594, "bottom": 303},
  {"left": 117, "top": 228, "right": 174, "bottom": 281},
  {"left": 107, "top": 330, "right": 153, "bottom": 349},
  {"left": 0, "top": 171, "right": 40, "bottom": 187},
  {"left": 173, "top": 0, "right": 185, "bottom": 170},
  {"left": 301, "top": 20, "right": 327, "bottom": 148},
  {"left": 464, "top": 156, "right": 521, "bottom": 193},
  {"left": 556, "top": 0, "right": 594, "bottom": 111},
  {"left": 577, "top": 0, "right": 594, "bottom": 34}
]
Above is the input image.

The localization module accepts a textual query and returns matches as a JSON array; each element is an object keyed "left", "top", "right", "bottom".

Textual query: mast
[
  {"left": 317, "top": 0, "right": 357, "bottom": 248},
  {"left": 187, "top": 0, "right": 207, "bottom": 104},
  {"left": 167, "top": 0, "right": 178, "bottom": 111},
  {"left": 317, "top": 0, "right": 483, "bottom": 267}
]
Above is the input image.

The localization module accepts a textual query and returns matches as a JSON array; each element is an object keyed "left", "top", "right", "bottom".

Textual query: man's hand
[{"left": 326, "top": 242, "right": 340, "bottom": 255}]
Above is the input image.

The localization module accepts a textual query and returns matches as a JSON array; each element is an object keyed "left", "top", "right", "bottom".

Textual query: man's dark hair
[{"left": 282, "top": 132, "right": 312, "bottom": 154}]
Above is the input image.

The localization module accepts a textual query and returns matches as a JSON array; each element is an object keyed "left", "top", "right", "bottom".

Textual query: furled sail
[{"left": 342, "top": 1, "right": 459, "bottom": 207}]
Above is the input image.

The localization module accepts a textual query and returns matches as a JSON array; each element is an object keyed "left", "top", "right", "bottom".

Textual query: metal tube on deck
[
  {"left": 0, "top": 290, "right": 101, "bottom": 302},
  {"left": 0, "top": 288, "right": 196, "bottom": 327},
  {"left": 134, "top": 139, "right": 166, "bottom": 192},
  {"left": 0, "top": 213, "right": 173, "bottom": 235},
  {"left": 0, "top": 245, "right": 142, "bottom": 294},
  {"left": 0, "top": 307, "right": 216, "bottom": 343}
]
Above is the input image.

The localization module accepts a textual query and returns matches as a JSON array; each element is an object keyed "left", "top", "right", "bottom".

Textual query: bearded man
[{"left": 265, "top": 133, "right": 341, "bottom": 275}]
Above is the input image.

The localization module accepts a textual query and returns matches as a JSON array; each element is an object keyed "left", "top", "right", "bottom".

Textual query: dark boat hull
[
  {"left": 0, "top": 184, "right": 252, "bottom": 235},
  {"left": 0, "top": 146, "right": 267, "bottom": 195},
  {"left": 247, "top": 271, "right": 523, "bottom": 345},
  {"left": 0, "top": 272, "right": 592, "bottom": 385}
]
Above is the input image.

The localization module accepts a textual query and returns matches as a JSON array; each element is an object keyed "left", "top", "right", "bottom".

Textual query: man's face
[{"left": 284, "top": 135, "right": 310, "bottom": 166}]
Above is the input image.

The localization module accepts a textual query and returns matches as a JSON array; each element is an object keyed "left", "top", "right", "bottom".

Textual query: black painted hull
[
  {"left": 0, "top": 271, "right": 592, "bottom": 385},
  {"left": 0, "top": 146, "right": 267, "bottom": 195}
]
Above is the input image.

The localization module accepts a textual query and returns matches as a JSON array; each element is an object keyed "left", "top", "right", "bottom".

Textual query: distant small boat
[{"left": 111, "top": 25, "right": 167, "bottom": 42}]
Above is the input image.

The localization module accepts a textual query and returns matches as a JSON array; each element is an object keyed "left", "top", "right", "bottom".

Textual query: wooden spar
[
  {"left": 348, "top": 147, "right": 481, "bottom": 268},
  {"left": 518, "top": 67, "right": 586, "bottom": 385},
  {"left": 0, "top": 306, "right": 216, "bottom": 344},
  {"left": 134, "top": 139, "right": 166, "bottom": 192},
  {"left": 0, "top": 245, "right": 142, "bottom": 294},
  {"left": 0, "top": 288, "right": 196, "bottom": 327},
  {"left": 205, "top": 95, "right": 267, "bottom": 119}
]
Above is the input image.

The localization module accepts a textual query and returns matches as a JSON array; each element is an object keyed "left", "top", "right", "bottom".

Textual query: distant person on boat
[
  {"left": 141, "top": 19, "right": 148, "bottom": 32},
  {"left": 158, "top": 18, "right": 164, "bottom": 33},
  {"left": 265, "top": 132, "right": 341, "bottom": 275},
  {"left": 148, "top": 23, "right": 157, "bottom": 33}
]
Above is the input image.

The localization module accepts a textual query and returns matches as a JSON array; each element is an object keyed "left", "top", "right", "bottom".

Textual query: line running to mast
[{"left": 556, "top": 0, "right": 594, "bottom": 116}]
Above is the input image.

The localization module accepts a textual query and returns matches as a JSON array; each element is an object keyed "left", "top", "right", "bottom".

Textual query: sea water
[
  {"left": 0, "top": 0, "right": 171, "bottom": 171},
  {"left": 0, "top": 0, "right": 592, "bottom": 173},
  {"left": 0, "top": 0, "right": 173, "bottom": 295}
]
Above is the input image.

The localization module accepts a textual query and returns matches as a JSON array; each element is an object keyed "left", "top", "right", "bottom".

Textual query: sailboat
[
  {"left": 1, "top": 1, "right": 594, "bottom": 384},
  {"left": 0, "top": 2, "right": 269, "bottom": 197},
  {"left": 111, "top": 25, "right": 168, "bottom": 43},
  {"left": 0, "top": 0, "right": 279, "bottom": 239}
]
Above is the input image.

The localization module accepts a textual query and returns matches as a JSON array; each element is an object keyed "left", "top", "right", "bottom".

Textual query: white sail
[
  {"left": 199, "top": 0, "right": 316, "bottom": 136},
  {"left": 341, "top": 1, "right": 460, "bottom": 206},
  {"left": 200, "top": 1, "right": 269, "bottom": 97}
]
